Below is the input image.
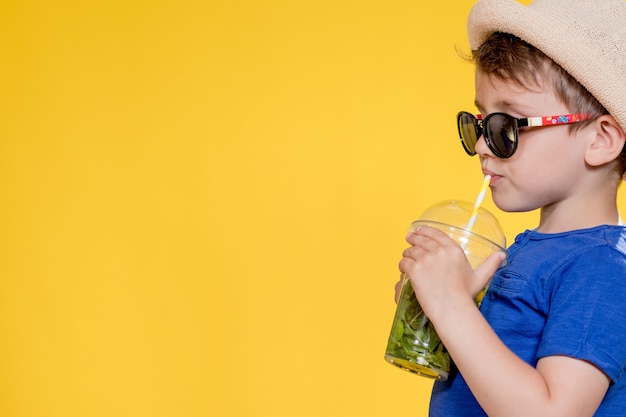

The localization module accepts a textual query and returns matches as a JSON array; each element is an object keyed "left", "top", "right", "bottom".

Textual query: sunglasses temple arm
[{"left": 526, "top": 114, "right": 595, "bottom": 127}]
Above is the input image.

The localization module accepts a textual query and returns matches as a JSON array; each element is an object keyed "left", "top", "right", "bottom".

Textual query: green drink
[{"left": 385, "top": 272, "right": 450, "bottom": 379}]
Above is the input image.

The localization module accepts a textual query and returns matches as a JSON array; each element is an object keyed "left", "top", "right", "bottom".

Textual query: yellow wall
[{"left": 2, "top": 0, "right": 619, "bottom": 416}]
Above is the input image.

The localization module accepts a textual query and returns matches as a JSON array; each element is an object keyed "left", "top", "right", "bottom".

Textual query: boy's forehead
[
  {"left": 474, "top": 71, "right": 546, "bottom": 97},
  {"left": 474, "top": 71, "right": 561, "bottom": 114}
]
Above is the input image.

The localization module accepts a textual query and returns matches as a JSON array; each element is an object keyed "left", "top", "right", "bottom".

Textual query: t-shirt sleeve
[{"left": 537, "top": 245, "right": 626, "bottom": 383}]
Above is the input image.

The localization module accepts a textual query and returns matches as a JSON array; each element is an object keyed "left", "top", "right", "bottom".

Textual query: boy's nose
[{"left": 474, "top": 134, "right": 493, "bottom": 157}]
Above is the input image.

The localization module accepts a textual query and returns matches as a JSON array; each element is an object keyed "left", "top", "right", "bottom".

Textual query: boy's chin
[{"left": 492, "top": 196, "right": 537, "bottom": 214}]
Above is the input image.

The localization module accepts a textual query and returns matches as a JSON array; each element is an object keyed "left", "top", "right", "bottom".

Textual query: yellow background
[{"left": 2, "top": 0, "right": 618, "bottom": 416}]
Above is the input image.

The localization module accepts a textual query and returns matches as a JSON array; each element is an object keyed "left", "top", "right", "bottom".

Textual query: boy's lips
[{"left": 482, "top": 169, "right": 501, "bottom": 183}]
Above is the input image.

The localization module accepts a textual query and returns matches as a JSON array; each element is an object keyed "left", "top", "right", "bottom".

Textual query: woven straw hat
[{"left": 467, "top": 0, "right": 626, "bottom": 133}]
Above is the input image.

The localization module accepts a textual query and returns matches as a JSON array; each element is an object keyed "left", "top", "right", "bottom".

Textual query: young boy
[{"left": 397, "top": 0, "right": 626, "bottom": 415}]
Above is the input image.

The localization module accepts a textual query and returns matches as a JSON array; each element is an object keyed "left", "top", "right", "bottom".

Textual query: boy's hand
[
  {"left": 393, "top": 274, "right": 405, "bottom": 303},
  {"left": 398, "top": 225, "right": 505, "bottom": 319}
]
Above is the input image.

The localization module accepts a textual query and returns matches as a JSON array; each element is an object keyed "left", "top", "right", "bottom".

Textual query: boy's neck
[{"left": 537, "top": 198, "right": 621, "bottom": 233}]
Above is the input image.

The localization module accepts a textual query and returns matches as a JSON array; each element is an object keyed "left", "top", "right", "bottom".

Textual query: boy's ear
[{"left": 584, "top": 115, "right": 626, "bottom": 168}]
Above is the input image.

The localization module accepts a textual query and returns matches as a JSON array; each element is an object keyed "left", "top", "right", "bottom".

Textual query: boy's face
[{"left": 473, "top": 71, "right": 590, "bottom": 214}]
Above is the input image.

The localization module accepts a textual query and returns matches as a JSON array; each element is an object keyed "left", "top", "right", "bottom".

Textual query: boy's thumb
[{"left": 472, "top": 251, "right": 506, "bottom": 297}]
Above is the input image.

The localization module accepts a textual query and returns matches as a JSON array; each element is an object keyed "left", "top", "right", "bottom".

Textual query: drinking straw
[{"left": 465, "top": 175, "right": 491, "bottom": 232}]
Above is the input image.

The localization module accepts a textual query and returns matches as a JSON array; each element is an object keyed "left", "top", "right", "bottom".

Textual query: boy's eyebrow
[{"left": 473, "top": 99, "right": 517, "bottom": 114}]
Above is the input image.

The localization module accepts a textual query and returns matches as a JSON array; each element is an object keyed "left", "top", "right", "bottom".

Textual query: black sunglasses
[{"left": 457, "top": 111, "right": 594, "bottom": 158}]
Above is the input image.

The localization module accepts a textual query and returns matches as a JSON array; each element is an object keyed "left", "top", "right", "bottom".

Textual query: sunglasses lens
[
  {"left": 458, "top": 112, "right": 479, "bottom": 155},
  {"left": 485, "top": 114, "right": 517, "bottom": 158}
]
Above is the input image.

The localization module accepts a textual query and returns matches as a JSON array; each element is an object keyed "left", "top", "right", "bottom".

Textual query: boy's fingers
[
  {"left": 406, "top": 225, "right": 452, "bottom": 245},
  {"left": 394, "top": 275, "right": 403, "bottom": 303}
]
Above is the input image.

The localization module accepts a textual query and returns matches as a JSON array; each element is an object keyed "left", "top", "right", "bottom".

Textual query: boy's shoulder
[
  {"left": 513, "top": 225, "right": 626, "bottom": 250},
  {"left": 507, "top": 225, "right": 626, "bottom": 279}
]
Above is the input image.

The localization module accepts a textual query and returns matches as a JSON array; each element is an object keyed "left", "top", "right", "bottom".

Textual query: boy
[{"left": 397, "top": 0, "right": 626, "bottom": 415}]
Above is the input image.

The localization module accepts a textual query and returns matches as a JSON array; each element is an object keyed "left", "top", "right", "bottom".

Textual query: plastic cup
[{"left": 384, "top": 200, "right": 506, "bottom": 380}]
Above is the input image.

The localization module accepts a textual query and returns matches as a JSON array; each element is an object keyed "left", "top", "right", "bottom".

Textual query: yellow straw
[{"left": 465, "top": 175, "right": 491, "bottom": 232}]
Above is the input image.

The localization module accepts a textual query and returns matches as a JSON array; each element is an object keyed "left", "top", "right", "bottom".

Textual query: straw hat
[{"left": 467, "top": 0, "right": 626, "bottom": 133}]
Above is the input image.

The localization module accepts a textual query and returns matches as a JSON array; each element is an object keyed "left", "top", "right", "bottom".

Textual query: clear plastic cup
[{"left": 384, "top": 200, "right": 506, "bottom": 380}]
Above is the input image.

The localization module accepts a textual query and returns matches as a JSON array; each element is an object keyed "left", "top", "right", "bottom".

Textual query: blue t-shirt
[{"left": 429, "top": 225, "right": 626, "bottom": 416}]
